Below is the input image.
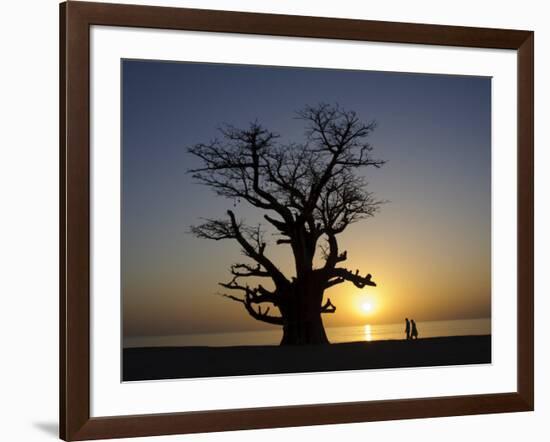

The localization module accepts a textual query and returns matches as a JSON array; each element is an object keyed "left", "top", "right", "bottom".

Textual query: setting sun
[{"left": 362, "top": 302, "right": 373, "bottom": 313}]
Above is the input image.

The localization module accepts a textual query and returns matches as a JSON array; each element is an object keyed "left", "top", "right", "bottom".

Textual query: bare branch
[
  {"left": 296, "top": 103, "right": 385, "bottom": 213},
  {"left": 276, "top": 239, "right": 292, "bottom": 245},
  {"left": 230, "top": 263, "right": 270, "bottom": 278},
  {"left": 325, "top": 277, "right": 345, "bottom": 289},
  {"left": 330, "top": 268, "right": 377, "bottom": 288},
  {"left": 188, "top": 123, "right": 295, "bottom": 224},
  {"left": 226, "top": 210, "right": 289, "bottom": 286},
  {"left": 219, "top": 291, "right": 284, "bottom": 325},
  {"left": 320, "top": 298, "right": 337, "bottom": 314},
  {"left": 190, "top": 218, "right": 234, "bottom": 240}
]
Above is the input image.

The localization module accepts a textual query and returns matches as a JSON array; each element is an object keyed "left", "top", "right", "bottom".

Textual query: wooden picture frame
[{"left": 60, "top": 1, "right": 534, "bottom": 440}]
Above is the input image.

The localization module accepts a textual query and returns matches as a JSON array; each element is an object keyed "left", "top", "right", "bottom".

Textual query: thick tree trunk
[
  {"left": 279, "top": 278, "right": 329, "bottom": 345},
  {"left": 280, "top": 312, "right": 329, "bottom": 345}
]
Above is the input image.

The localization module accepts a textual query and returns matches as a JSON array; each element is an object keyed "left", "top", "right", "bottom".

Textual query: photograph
[
  {"left": 1, "top": 0, "right": 542, "bottom": 440},
  {"left": 121, "top": 60, "right": 492, "bottom": 381}
]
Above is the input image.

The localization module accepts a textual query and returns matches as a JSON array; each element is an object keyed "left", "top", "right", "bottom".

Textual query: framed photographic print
[{"left": 60, "top": 1, "right": 534, "bottom": 440}]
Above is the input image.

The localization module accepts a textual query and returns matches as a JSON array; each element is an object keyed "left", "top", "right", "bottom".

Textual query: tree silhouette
[{"left": 188, "top": 104, "right": 385, "bottom": 345}]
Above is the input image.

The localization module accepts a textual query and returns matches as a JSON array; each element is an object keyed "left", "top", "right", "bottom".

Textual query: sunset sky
[{"left": 122, "top": 59, "right": 491, "bottom": 339}]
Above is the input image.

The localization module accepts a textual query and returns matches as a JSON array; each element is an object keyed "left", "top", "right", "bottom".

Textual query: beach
[{"left": 123, "top": 335, "right": 491, "bottom": 381}]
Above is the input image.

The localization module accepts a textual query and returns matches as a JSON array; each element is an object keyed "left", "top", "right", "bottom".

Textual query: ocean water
[{"left": 124, "top": 318, "right": 491, "bottom": 348}]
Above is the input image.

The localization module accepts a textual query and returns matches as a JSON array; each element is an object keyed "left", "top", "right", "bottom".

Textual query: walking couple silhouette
[{"left": 405, "top": 318, "right": 419, "bottom": 340}]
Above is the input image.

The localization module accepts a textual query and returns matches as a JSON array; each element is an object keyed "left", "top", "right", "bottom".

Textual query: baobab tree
[{"left": 188, "top": 104, "right": 385, "bottom": 345}]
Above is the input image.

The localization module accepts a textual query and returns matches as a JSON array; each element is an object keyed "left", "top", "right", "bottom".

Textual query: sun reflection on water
[{"left": 363, "top": 324, "right": 373, "bottom": 342}]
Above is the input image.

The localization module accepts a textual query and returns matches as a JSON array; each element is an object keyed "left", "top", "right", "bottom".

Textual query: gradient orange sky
[{"left": 122, "top": 60, "right": 491, "bottom": 338}]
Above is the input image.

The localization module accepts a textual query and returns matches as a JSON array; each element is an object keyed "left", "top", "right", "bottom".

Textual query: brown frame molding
[{"left": 60, "top": 1, "right": 534, "bottom": 440}]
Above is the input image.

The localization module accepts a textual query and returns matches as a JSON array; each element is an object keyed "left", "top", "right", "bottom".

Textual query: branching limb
[
  {"left": 263, "top": 214, "right": 290, "bottom": 234},
  {"left": 219, "top": 289, "right": 284, "bottom": 326},
  {"left": 219, "top": 281, "right": 278, "bottom": 305},
  {"left": 226, "top": 210, "right": 289, "bottom": 286},
  {"left": 188, "top": 123, "right": 294, "bottom": 223},
  {"left": 331, "top": 268, "right": 376, "bottom": 288},
  {"left": 322, "top": 231, "right": 347, "bottom": 271},
  {"left": 191, "top": 211, "right": 289, "bottom": 287},
  {"left": 230, "top": 263, "right": 270, "bottom": 278},
  {"left": 325, "top": 277, "right": 345, "bottom": 289},
  {"left": 190, "top": 218, "right": 234, "bottom": 240}
]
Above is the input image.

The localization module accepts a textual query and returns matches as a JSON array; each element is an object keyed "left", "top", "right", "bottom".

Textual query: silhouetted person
[
  {"left": 411, "top": 319, "right": 419, "bottom": 340},
  {"left": 405, "top": 318, "right": 410, "bottom": 340}
]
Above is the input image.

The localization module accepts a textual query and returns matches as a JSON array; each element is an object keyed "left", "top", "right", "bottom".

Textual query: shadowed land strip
[{"left": 123, "top": 335, "right": 491, "bottom": 381}]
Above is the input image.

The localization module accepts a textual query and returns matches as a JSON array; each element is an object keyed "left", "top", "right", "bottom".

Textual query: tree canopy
[{"left": 188, "top": 103, "right": 385, "bottom": 344}]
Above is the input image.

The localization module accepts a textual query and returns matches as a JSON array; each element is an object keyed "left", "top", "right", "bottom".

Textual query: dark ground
[{"left": 122, "top": 335, "right": 491, "bottom": 381}]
